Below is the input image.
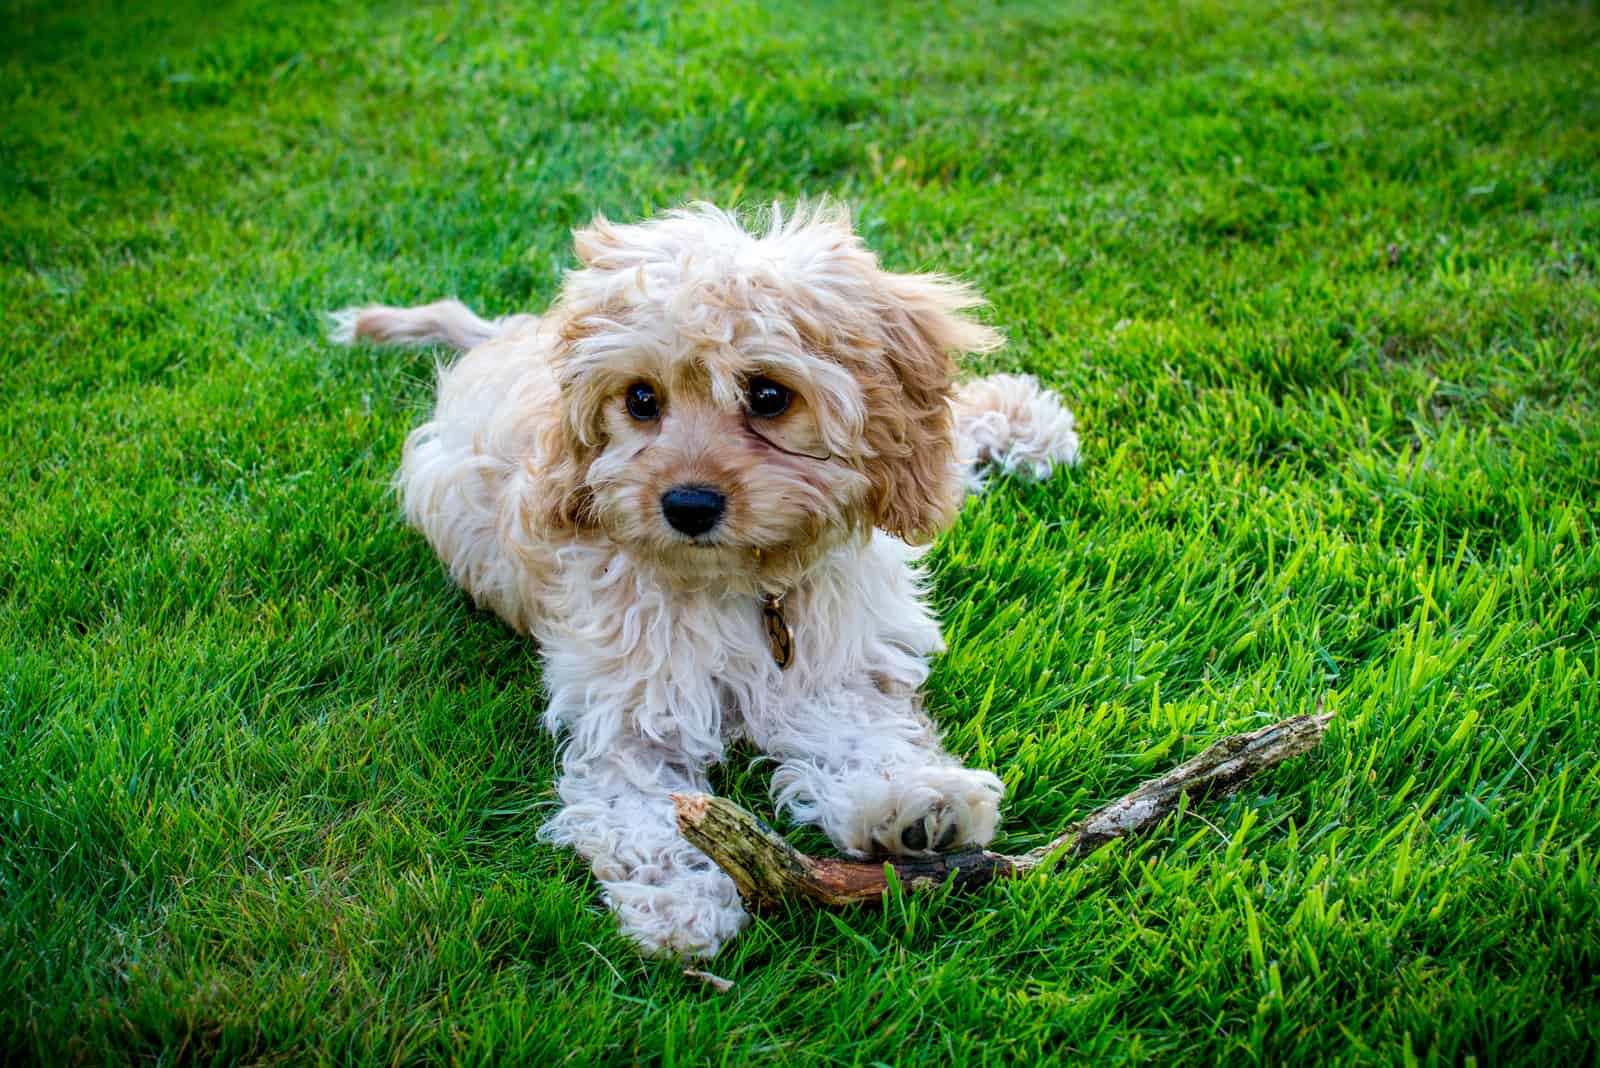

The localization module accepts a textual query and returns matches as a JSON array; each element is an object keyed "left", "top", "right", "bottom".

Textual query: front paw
[
  {"left": 846, "top": 766, "right": 1004, "bottom": 857},
  {"left": 603, "top": 869, "right": 749, "bottom": 959}
]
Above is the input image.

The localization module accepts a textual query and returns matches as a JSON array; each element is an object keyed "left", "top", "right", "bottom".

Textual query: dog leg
[
  {"left": 953, "top": 373, "right": 1080, "bottom": 486},
  {"left": 539, "top": 743, "right": 749, "bottom": 958},
  {"left": 751, "top": 685, "right": 1004, "bottom": 858}
]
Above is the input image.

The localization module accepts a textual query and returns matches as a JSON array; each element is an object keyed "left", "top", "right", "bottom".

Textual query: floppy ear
[
  {"left": 519, "top": 224, "right": 630, "bottom": 534},
  {"left": 494, "top": 364, "right": 599, "bottom": 541},
  {"left": 531, "top": 407, "right": 597, "bottom": 534},
  {"left": 862, "top": 271, "right": 1003, "bottom": 543}
]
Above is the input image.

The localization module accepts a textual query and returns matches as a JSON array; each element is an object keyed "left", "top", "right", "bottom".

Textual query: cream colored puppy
[{"left": 333, "top": 203, "right": 1079, "bottom": 957}]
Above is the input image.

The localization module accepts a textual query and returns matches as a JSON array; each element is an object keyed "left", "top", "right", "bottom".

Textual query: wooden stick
[
  {"left": 680, "top": 967, "right": 736, "bottom": 992},
  {"left": 672, "top": 711, "right": 1332, "bottom": 910}
]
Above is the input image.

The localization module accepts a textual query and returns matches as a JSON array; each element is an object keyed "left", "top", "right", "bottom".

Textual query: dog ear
[
  {"left": 862, "top": 271, "right": 1002, "bottom": 543},
  {"left": 496, "top": 380, "right": 597, "bottom": 541},
  {"left": 534, "top": 412, "right": 597, "bottom": 534}
]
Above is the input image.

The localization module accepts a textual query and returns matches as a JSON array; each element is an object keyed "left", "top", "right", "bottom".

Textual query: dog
[{"left": 332, "top": 202, "right": 1080, "bottom": 957}]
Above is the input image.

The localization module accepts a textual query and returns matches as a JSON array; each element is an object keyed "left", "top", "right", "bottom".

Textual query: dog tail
[
  {"left": 953, "top": 373, "right": 1081, "bottom": 487},
  {"left": 328, "top": 299, "right": 530, "bottom": 352}
]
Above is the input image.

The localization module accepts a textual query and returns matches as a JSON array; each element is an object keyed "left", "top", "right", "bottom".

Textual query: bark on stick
[{"left": 672, "top": 711, "right": 1332, "bottom": 910}]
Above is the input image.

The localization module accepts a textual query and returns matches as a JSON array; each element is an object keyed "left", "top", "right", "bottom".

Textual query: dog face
[{"left": 542, "top": 203, "right": 1000, "bottom": 576}]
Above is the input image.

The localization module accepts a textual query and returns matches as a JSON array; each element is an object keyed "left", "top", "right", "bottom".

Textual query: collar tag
[{"left": 761, "top": 593, "right": 793, "bottom": 669}]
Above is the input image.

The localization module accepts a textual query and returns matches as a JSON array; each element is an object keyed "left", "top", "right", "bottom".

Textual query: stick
[
  {"left": 672, "top": 711, "right": 1332, "bottom": 910},
  {"left": 681, "top": 967, "right": 736, "bottom": 993}
]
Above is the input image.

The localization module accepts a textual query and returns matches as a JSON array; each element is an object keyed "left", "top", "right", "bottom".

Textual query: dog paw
[
  {"left": 603, "top": 869, "right": 749, "bottom": 959},
  {"left": 846, "top": 766, "right": 1004, "bottom": 858}
]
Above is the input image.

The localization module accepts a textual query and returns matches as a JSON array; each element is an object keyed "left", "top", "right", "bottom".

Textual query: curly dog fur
[{"left": 333, "top": 202, "right": 1079, "bottom": 956}]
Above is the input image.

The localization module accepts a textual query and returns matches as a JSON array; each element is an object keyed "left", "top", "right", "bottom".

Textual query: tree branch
[{"left": 672, "top": 711, "right": 1332, "bottom": 910}]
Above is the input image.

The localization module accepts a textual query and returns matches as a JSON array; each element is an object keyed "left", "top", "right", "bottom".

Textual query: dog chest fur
[{"left": 534, "top": 532, "right": 944, "bottom": 772}]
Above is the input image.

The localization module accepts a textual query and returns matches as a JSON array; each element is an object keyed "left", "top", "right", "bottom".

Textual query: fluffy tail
[
  {"left": 954, "top": 373, "right": 1081, "bottom": 487},
  {"left": 328, "top": 299, "right": 533, "bottom": 352}
]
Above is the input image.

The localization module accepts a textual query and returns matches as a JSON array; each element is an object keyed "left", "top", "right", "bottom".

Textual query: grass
[{"left": 3, "top": 0, "right": 1598, "bottom": 1062}]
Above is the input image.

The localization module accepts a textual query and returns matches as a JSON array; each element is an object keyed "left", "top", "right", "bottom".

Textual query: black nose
[{"left": 660, "top": 485, "right": 726, "bottom": 536}]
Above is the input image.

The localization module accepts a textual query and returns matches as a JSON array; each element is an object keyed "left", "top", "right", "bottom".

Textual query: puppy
[{"left": 333, "top": 202, "right": 1079, "bottom": 957}]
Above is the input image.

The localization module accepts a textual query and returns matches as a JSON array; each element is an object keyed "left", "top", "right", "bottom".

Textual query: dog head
[{"left": 541, "top": 202, "right": 1000, "bottom": 578}]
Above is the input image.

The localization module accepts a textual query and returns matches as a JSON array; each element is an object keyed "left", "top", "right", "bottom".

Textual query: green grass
[{"left": 4, "top": 0, "right": 1598, "bottom": 1062}]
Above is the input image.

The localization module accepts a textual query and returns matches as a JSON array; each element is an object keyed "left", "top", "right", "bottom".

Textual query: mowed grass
[{"left": 3, "top": 0, "right": 1598, "bottom": 1062}]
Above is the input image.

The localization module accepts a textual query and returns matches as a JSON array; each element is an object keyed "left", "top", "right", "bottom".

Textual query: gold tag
[{"left": 761, "top": 593, "right": 793, "bottom": 670}]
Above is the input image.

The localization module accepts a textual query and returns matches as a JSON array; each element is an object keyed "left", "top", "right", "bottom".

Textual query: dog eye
[
  {"left": 745, "top": 377, "right": 791, "bottom": 419},
  {"left": 624, "top": 381, "right": 659, "bottom": 421}
]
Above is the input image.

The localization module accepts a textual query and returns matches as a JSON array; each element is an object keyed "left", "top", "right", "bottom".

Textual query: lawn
[{"left": 3, "top": 0, "right": 1598, "bottom": 1063}]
